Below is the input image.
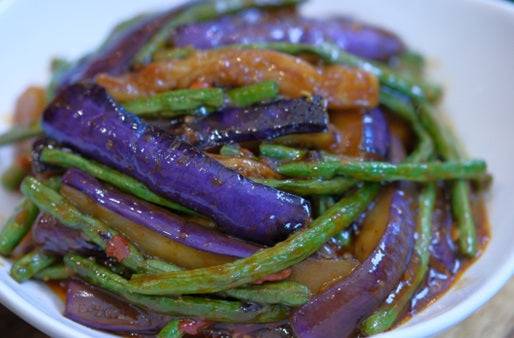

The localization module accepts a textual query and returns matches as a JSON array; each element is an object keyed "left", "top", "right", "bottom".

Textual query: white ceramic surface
[{"left": 0, "top": 0, "right": 513, "bottom": 337}]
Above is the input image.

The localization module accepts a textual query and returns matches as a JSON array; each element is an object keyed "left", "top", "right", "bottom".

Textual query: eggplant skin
[
  {"left": 42, "top": 83, "right": 311, "bottom": 245},
  {"left": 31, "top": 212, "right": 101, "bottom": 256},
  {"left": 188, "top": 95, "right": 328, "bottom": 149},
  {"left": 65, "top": 279, "right": 172, "bottom": 334},
  {"left": 291, "top": 186, "right": 416, "bottom": 338},
  {"left": 361, "top": 107, "right": 391, "bottom": 161},
  {"left": 172, "top": 8, "right": 404, "bottom": 60},
  {"left": 62, "top": 168, "right": 262, "bottom": 258}
]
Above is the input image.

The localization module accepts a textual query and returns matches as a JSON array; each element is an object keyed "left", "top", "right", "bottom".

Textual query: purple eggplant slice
[
  {"left": 32, "top": 213, "right": 101, "bottom": 256},
  {"left": 65, "top": 279, "right": 172, "bottom": 334},
  {"left": 291, "top": 185, "right": 416, "bottom": 338},
  {"left": 186, "top": 95, "right": 328, "bottom": 149},
  {"left": 42, "top": 83, "right": 311, "bottom": 245},
  {"left": 62, "top": 168, "right": 262, "bottom": 257},
  {"left": 171, "top": 8, "right": 404, "bottom": 60},
  {"left": 360, "top": 107, "right": 390, "bottom": 161}
]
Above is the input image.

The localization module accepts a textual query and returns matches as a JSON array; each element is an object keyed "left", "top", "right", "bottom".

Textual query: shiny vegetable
[
  {"left": 171, "top": 8, "right": 404, "bottom": 60},
  {"left": 40, "top": 147, "right": 195, "bottom": 215},
  {"left": 133, "top": 0, "right": 307, "bottom": 65},
  {"left": 277, "top": 158, "right": 486, "bottom": 181},
  {"left": 122, "top": 88, "right": 224, "bottom": 116},
  {"left": 62, "top": 168, "right": 261, "bottom": 258},
  {"left": 10, "top": 250, "right": 56, "bottom": 283},
  {"left": 127, "top": 184, "right": 379, "bottom": 295},
  {"left": 97, "top": 49, "right": 379, "bottom": 110},
  {"left": 0, "top": 199, "right": 39, "bottom": 255},
  {"left": 65, "top": 279, "right": 173, "bottom": 334},
  {"left": 64, "top": 254, "right": 291, "bottom": 322},
  {"left": 186, "top": 95, "right": 328, "bottom": 148},
  {"left": 291, "top": 185, "right": 416, "bottom": 338},
  {"left": 361, "top": 183, "right": 436, "bottom": 334},
  {"left": 42, "top": 83, "right": 311, "bottom": 245},
  {"left": 224, "top": 42, "right": 441, "bottom": 102}
]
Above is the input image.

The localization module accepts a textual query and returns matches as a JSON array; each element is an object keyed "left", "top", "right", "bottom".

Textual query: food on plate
[{"left": 0, "top": 0, "right": 490, "bottom": 337}]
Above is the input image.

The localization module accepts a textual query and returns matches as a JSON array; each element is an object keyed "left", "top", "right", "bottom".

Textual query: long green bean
[
  {"left": 0, "top": 199, "right": 39, "bottom": 256},
  {"left": 222, "top": 282, "right": 309, "bottom": 306},
  {"left": 158, "top": 320, "right": 183, "bottom": 338},
  {"left": 277, "top": 159, "right": 486, "bottom": 181},
  {"left": 133, "top": 0, "right": 306, "bottom": 66},
  {"left": 64, "top": 254, "right": 290, "bottom": 323},
  {"left": 224, "top": 42, "right": 442, "bottom": 102},
  {"left": 416, "top": 102, "right": 478, "bottom": 256},
  {"left": 1, "top": 163, "right": 27, "bottom": 191},
  {"left": 361, "top": 183, "right": 436, "bottom": 334},
  {"left": 153, "top": 47, "right": 195, "bottom": 61},
  {"left": 259, "top": 143, "right": 307, "bottom": 161},
  {"left": 226, "top": 80, "right": 279, "bottom": 107},
  {"left": 0, "top": 121, "right": 42, "bottom": 146},
  {"left": 20, "top": 177, "right": 156, "bottom": 273},
  {"left": 379, "top": 88, "right": 433, "bottom": 163},
  {"left": 134, "top": 258, "right": 310, "bottom": 306},
  {"left": 10, "top": 250, "right": 56, "bottom": 283},
  {"left": 40, "top": 148, "right": 196, "bottom": 215},
  {"left": 33, "top": 264, "right": 71, "bottom": 281},
  {"left": 252, "top": 177, "right": 356, "bottom": 195},
  {"left": 122, "top": 88, "right": 224, "bottom": 116},
  {"left": 127, "top": 183, "right": 380, "bottom": 295}
]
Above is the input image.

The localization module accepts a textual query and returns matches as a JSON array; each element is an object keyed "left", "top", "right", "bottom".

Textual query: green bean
[
  {"left": 259, "top": 143, "right": 306, "bottom": 161},
  {"left": 332, "top": 229, "right": 351, "bottom": 248},
  {"left": 153, "top": 47, "right": 195, "bottom": 61},
  {"left": 226, "top": 80, "right": 279, "bottom": 107},
  {"left": 158, "top": 320, "right": 183, "bottom": 338},
  {"left": 134, "top": 261, "right": 309, "bottom": 306},
  {"left": 389, "top": 51, "right": 425, "bottom": 79},
  {"left": 223, "top": 282, "right": 309, "bottom": 306},
  {"left": 33, "top": 264, "right": 71, "bottom": 281},
  {"left": 46, "top": 58, "right": 73, "bottom": 102},
  {"left": 0, "top": 199, "right": 39, "bottom": 256},
  {"left": 379, "top": 88, "right": 433, "bottom": 163},
  {"left": 127, "top": 183, "right": 380, "bottom": 295},
  {"left": 133, "top": 0, "right": 306, "bottom": 66},
  {"left": 224, "top": 42, "right": 442, "bottom": 102},
  {"left": 1, "top": 163, "right": 27, "bottom": 191},
  {"left": 64, "top": 254, "right": 290, "bottom": 323},
  {"left": 146, "top": 259, "right": 183, "bottom": 273},
  {"left": 416, "top": 102, "right": 478, "bottom": 256},
  {"left": 451, "top": 180, "right": 477, "bottom": 256},
  {"left": 0, "top": 121, "right": 42, "bottom": 146},
  {"left": 10, "top": 250, "right": 56, "bottom": 283},
  {"left": 277, "top": 159, "right": 486, "bottom": 181},
  {"left": 40, "top": 148, "right": 196, "bottom": 215},
  {"left": 220, "top": 144, "right": 246, "bottom": 157},
  {"left": 122, "top": 88, "right": 224, "bottom": 116},
  {"left": 252, "top": 177, "right": 356, "bottom": 196},
  {"left": 20, "top": 177, "right": 158, "bottom": 274},
  {"left": 361, "top": 183, "right": 436, "bottom": 334}
]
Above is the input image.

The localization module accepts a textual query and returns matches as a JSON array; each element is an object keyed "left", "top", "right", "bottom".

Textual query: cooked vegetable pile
[{"left": 0, "top": 0, "right": 490, "bottom": 337}]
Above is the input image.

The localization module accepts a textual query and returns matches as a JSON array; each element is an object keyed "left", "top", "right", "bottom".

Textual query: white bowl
[{"left": 0, "top": 0, "right": 513, "bottom": 337}]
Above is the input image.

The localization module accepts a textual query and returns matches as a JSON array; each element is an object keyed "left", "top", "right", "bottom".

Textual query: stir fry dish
[{"left": 0, "top": 0, "right": 490, "bottom": 337}]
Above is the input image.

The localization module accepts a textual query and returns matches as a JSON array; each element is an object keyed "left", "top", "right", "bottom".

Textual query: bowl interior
[{"left": 0, "top": 0, "right": 513, "bottom": 337}]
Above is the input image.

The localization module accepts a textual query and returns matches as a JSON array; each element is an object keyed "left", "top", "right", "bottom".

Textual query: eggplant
[
  {"left": 62, "top": 168, "right": 262, "bottom": 257},
  {"left": 361, "top": 107, "right": 390, "bottom": 161},
  {"left": 186, "top": 95, "right": 328, "bottom": 148},
  {"left": 57, "top": 0, "right": 196, "bottom": 90},
  {"left": 31, "top": 213, "right": 101, "bottom": 256},
  {"left": 42, "top": 83, "right": 311, "bottom": 245},
  {"left": 290, "top": 185, "right": 416, "bottom": 338},
  {"left": 65, "top": 279, "right": 172, "bottom": 334},
  {"left": 171, "top": 8, "right": 404, "bottom": 60}
]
